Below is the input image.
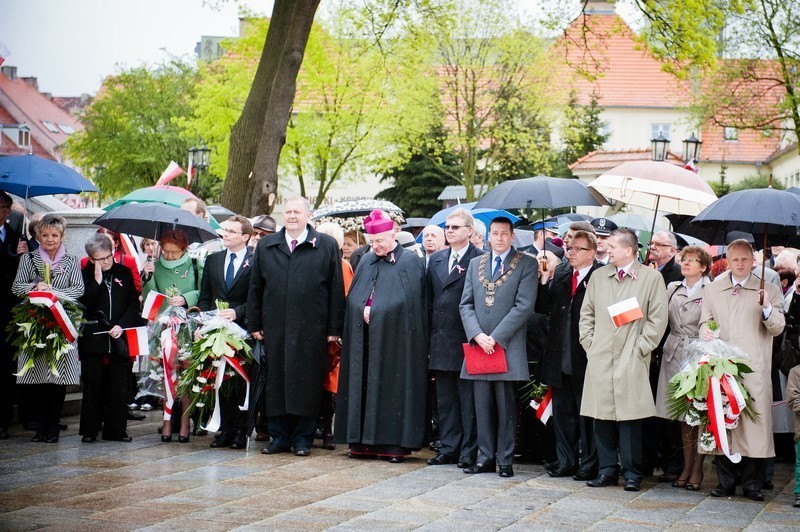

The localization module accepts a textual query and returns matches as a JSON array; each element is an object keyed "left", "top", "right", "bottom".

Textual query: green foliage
[
  {"left": 65, "top": 60, "right": 197, "bottom": 198},
  {"left": 377, "top": 126, "right": 462, "bottom": 218},
  {"left": 730, "top": 174, "right": 784, "bottom": 192},
  {"left": 560, "top": 90, "right": 609, "bottom": 171}
]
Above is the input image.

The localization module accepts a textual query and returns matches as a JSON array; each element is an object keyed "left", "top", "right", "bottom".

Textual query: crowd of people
[{"left": 0, "top": 189, "right": 799, "bottom": 509}]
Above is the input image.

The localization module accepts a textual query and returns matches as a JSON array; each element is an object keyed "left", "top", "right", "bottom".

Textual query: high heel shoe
[
  {"left": 671, "top": 477, "right": 689, "bottom": 488},
  {"left": 686, "top": 474, "right": 703, "bottom": 491},
  {"left": 178, "top": 434, "right": 190, "bottom": 443},
  {"left": 161, "top": 434, "right": 172, "bottom": 443}
]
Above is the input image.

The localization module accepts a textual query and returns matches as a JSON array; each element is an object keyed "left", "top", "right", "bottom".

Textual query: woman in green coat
[{"left": 141, "top": 229, "right": 203, "bottom": 442}]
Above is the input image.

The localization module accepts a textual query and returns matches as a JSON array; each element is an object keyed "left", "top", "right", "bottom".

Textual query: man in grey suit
[{"left": 460, "top": 217, "right": 538, "bottom": 478}]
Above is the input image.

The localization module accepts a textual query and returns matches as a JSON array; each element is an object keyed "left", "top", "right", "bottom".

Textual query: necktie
[
  {"left": 492, "top": 256, "right": 502, "bottom": 278},
  {"left": 571, "top": 270, "right": 580, "bottom": 297},
  {"left": 450, "top": 252, "right": 459, "bottom": 273},
  {"left": 225, "top": 253, "right": 236, "bottom": 289},
  {"left": 617, "top": 269, "right": 625, "bottom": 281},
  {"left": 291, "top": 239, "right": 298, "bottom": 252},
  {"left": 733, "top": 283, "right": 742, "bottom": 295}
]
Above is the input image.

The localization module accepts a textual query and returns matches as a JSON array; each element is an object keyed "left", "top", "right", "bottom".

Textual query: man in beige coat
[
  {"left": 579, "top": 228, "right": 668, "bottom": 491},
  {"left": 700, "top": 239, "right": 785, "bottom": 501}
]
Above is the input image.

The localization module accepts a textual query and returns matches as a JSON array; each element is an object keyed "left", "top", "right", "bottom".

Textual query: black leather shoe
[
  {"left": 427, "top": 453, "right": 457, "bottom": 466},
  {"left": 623, "top": 479, "right": 641, "bottom": 492},
  {"left": 762, "top": 480, "right": 774, "bottom": 490},
  {"left": 464, "top": 462, "right": 496, "bottom": 474},
  {"left": 457, "top": 459, "right": 475, "bottom": 469},
  {"left": 127, "top": 410, "right": 146, "bottom": 421},
  {"left": 210, "top": 433, "right": 234, "bottom": 448},
  {"left": 161, "top": 434, "right": 172, "bottom": 443},
  {"left": 229, "top": 435, "right": 247, "bottom": 449},
  {"left": 31, "top": 435, "right": 44, "bottom": 443},
  {"left": 586, "top": 474, "right": 619, "bottom": 487},
  {"left": 0, "top": 428, "right": 9, "bottom": 440},
  {"left": 710, "top": 485, "right": 735, "bottom": 497},
  {"left": 543, "top": 460, "right": 559, "bottom": 471},
  {"left": 81, "top": 436, "right": 96, "bottom": 443},
  {"left": 793, "top": 494, "right": 800, "bottom": 508},
  {"left": 498, "top": 465, "right": 514, "bottom": 478},
  {"left": 178, "top": 435, "right": 190, "bottom": 444},
  {"left": 572, "top": 470, "right": 596, "bottom": 481},
  {"left": 743, "top": 490, "right": 764, "bottom": 501},
  {"left": 108, "top": 436, "right": 132, "bottom": 442},
  {"left": 548, "top": 467, "right": 578, "bottom": 478},
  {"left": 295, "top": 447, "right": 311, "bottom": 456},
  {"left": 261, "top": 442, "right": 290, "bottom": 454},
  {"left": 45, "top": 436, "right": 59, "bottom": 443}
]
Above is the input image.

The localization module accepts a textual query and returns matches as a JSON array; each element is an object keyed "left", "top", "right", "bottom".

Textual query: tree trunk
[{"left": 221, "top": 0, "right": 320, "bottom": 216}]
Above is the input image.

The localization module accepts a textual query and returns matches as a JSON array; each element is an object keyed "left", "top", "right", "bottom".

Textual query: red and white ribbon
[
  {"left": 706, "top": 375, "right": 742, "bottom": 463},
  {"left": 142, "top": 291, "right": 167, "bottom": 321},
  {"left": 29, "top": 291, "right": 78, "bottom": 343},
  {"left": 535, "top": 388, "right": 553, "bottom": 425},
  {"left": 160, "top": 328, "right": 178, "bottom": 421},
  {"left": 202, "top": 351, "right": 250, "bottom": 433}
]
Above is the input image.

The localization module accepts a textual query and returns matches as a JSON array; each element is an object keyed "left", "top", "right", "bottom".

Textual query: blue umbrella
[
  {"left": 425, "top": 203, "right": 519, "bottom": 242},
  {"left": 0, "top": 154, "right": 98, "bottom": 198}
]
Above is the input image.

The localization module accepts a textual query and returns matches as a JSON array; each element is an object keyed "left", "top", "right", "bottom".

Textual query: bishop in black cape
[{"left": 335, "top": 239, "right": 428, "bottom": 457}]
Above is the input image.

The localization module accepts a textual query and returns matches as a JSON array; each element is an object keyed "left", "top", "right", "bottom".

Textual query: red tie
[
  {"left": 618, "top": 269, "right": 625, "bottom": 281},
  {"left": 571, "top": 270, "right": 580, "bottom": 297},
  {"left": 291, "top": 239, "right": 298, "bottom": 252}
]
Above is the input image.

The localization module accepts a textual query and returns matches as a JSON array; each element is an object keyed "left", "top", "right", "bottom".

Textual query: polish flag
[
  {"left": 125, "top": 326, "right": 149, "bottom": 358},
  {"left": 187, "top": 156, "right": 194, "bottom": 188},
  {"left": 0, "top": 42, "right": 10, "bottom": 67},
  {"left": 141, "top": 291, "right": 167, "bottom": 321},
  {"left": 118, "top": 233, "right": 142, "bottom": 271},
  {"left": 155, "top": 161, "right": 185, "bottom": 186},
  {"left": 535, "top": 388, "right": 553, "bottom": 425},
  {"left": 608, "top": 297, "right": 643, "bottom": 328}
]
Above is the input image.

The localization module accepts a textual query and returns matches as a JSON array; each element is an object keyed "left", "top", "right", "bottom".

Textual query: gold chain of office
[{"left": 477, "top": 251, "right": 523, "bottom": 307}]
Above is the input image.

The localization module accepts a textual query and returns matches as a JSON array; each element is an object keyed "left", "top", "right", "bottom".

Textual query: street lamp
[
  {"left": 188, "top": 143, "right": 211, "bottom": 196},
  {"left": 650, "top": 132, "right": 669, "bottom": 162},
  {"left": 682, "top": 132, "right": 702, "bottom": 164}
]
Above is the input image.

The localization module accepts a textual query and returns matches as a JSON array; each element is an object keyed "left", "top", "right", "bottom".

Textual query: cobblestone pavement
[{"left": 0, "top": 415, "right": 797, "bottom": 531}]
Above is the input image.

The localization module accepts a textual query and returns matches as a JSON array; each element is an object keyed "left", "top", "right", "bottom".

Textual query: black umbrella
[
  {"left": 92, "top": 203, "right": 219, "bottom": 243},
  {"left": 475, "top": 175, "right": 608, "bottom": 211},
  {"left": 690, "top": 183, "right": 800, "bottom": 302}
]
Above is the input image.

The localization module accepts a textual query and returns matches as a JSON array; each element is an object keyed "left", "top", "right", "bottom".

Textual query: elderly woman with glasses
[
  {"left": 142, "top": 229, "right": 203, "bottom": 443},
  {"left": 655, "top": 245, "right": 713, "bottom": 491},
  {"left": 11, "top": 214, "right": 84, "bottom": 443},
  {"left": 78, "top": 234, "right": 142, "bottom": 443}
]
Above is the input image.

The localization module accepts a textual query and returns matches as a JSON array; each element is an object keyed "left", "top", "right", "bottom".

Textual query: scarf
[
  {"left": 159, "top": 252, "right": 190, "bottom": 270},
  {"left": 38, "top": 244, "right": 66, "bottom": 268}
]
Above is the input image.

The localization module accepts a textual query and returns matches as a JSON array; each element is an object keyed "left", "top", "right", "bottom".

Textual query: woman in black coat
[{"left": 78, "top": 234, "right": 142, "bottom": 442}]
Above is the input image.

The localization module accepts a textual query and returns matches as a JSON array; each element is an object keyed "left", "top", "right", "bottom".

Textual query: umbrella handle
[{"left": 759, "top": 233, "right": 767, "bottom": 306}]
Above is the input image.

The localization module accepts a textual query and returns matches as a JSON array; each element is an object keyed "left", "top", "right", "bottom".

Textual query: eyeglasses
[
  {"left": 649, "top": 242, "right": 674, "bottom": 249},
  {"left": 92, "top": 254, "right": 114, "bottom": 263},
  {"left": 221, "top": 228, "right": 242, "bottom": 235},
  {"left": 161, "top": 249, "right": 184, "bottom": 258},
  {"left": 682, "top": 257, "right": 701, "bottom": 264},
  {"left": 566, "top": 246, "right": 592, "bottom": 253},
  {"left": 445, "top": 225, "right": 466, "bottom": 231}
]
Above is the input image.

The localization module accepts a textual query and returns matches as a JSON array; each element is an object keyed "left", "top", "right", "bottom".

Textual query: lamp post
[
  {"left": 650, "top": 132, "right": 669, "bottom": 162},
  {"left": 188, "top": 143, "right": 211, "bottom": 196},
  {"left": 682, "top": 132, "right": 702, "bottom": 171}
]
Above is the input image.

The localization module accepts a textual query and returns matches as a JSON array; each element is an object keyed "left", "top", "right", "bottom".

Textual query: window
[
  {"left": 18, "top": 129, "right": 29, "bottom": 147},
  {"left": 724, "top": 127, "right": 739, "bottom": 141},
  {"left": 58, "top": 124, "right": 74, "bottom": 134},
  {"left": 41, "top": 120, "right": 59, "bottom": 133},
  {"left": 651, "top": 123, "right": 671, "bottom": 140}
]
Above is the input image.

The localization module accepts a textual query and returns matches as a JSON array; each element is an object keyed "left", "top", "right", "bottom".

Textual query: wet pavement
[{"left": 0, "top": 414, "right": 798, "bottom": 530}]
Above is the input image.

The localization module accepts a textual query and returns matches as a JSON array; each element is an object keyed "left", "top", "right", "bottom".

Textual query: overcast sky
[{"left": 1, "top": 0, "right": 274, "bottom": 96}]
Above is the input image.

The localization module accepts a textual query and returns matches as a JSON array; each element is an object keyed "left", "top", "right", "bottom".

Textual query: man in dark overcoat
[
  {"left": 535, "top": 229, "right": 602, "bottom": 480},
  {"left": 247, "top": 196, "right": 345, "bottom": 456},
  {"left": 427, "top": 208, "right": 482, "bottom": 468},
  {"left": 460, "top": 217, "right": 538, "bottom": 478},
  {"left": 198, "top": 214, "right": 255, "bottom": 450},
  {"left": 0, "top": 191, "right": 25, "bottom": 439},
  {"left": 335, "top": 210, "right": 428, "bottom": 462}
]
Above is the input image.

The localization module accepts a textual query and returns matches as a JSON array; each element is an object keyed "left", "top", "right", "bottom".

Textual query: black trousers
[
  {"left": 80, "top": 352, "right": 129, "bottom": 439},
  {"left": 594, "top": 418, "right": 645, "bottom": 482},
  {"left": 716, "top": 455, "right": 765, "bottom": 493},
  {"left": 434, "top": 370, "right": 477, "bottom": 462},
  {"left": 219, "top": 378, "right": 247, "bottom": 436},
  {"left": 267, "top": 414, "right": 316, "bottom": 450},
  {"left": 552, "top": 374, "right": 598, "bottom": 476},
  {"left": 27, "top": 384, "right": 66, "bottom": 439},
  {"left": 0, "top": 341, "right": 16, "bottom": 431},
  {"left": 474, "top": 380, "right": 517, "bottom": 466}
]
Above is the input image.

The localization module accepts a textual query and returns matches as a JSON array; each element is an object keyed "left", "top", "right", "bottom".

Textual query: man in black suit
[
  {"left": 0, "top": 191, "right": 26, "bottom": 439},
  {"left": 198, "top": 214, "right": 255, "bottom": 450},
  {"left": 536, "top": 228, "right": 602, "bottom": 480},
  {"left": 426, "top": 208, "right": 483, "bottom": 468}
]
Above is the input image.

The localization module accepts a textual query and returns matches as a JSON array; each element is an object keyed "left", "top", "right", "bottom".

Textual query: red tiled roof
[
  {"left": 569, "top": 148, "right": 684, "bottom": 172},
  {"left": 699, "top": 124, "right": 778, "bottom": 164},
  {"left": 0, "top": 72, "right": 83, "bottom": 158},
  {"left": 552, "top": 13, "right": 691, "bottom": 108},
  {"left": 0, "top": 105, "right": 54, "bottom": 159}
]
